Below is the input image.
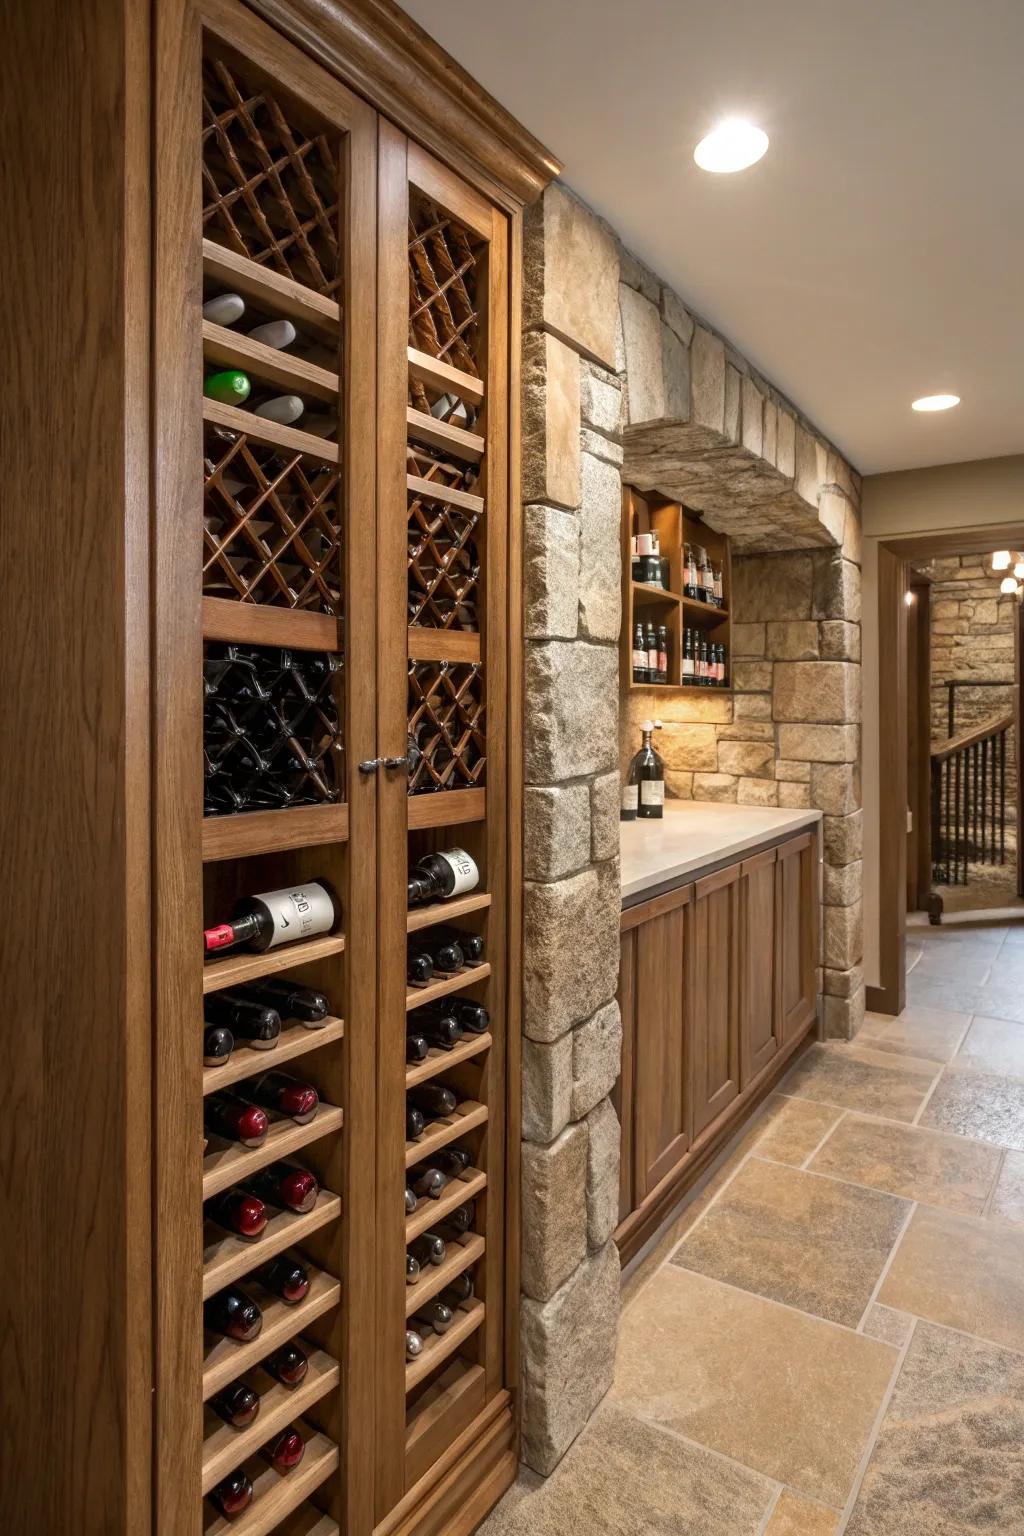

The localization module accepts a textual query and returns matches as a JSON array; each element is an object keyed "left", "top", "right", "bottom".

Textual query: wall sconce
[
  {"left": 992, "top": 550, "right": 1012, "bottom": 571},
  {"left": 1000, "top": 575, "right": 1020, "bottom": 595},
  {"left": 904, "top": 590, "right": 915, "bottom": 606}
]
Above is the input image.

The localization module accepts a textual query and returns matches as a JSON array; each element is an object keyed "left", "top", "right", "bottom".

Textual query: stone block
[
  {"left": 971, "top": 599, "right": 999, "bottom": 626},
  {"left": 734, "top": 692, "right": 773, "bottom": 720},
  {"left": 619, "top": 246, "right": 659, "bottom": 302},
  {"left": 522, "top": 1033, "right": 573, "bottom": 1143},
  {"left": 690, "top": 325, "right": 725, "bottom": 434},
  {"left": 718, "top": 720, "right": 773, "bottom": 741},
  {"left": 824, "top": 859, "right": 862, "bottom": 907},
  {"left": 773, "top": 662, "right": 861, "bottom": 724},
  {"left": 660, "top": 722, "right": 718, "bottom": 772},
  {"left": 763, "top": 400, "right": 778, "bottom": 465},
  {"left": 738, "top": 777, "right": 779, "bottom": 806},
  {"left": 824, "top": 810, "right": 862, "bottom": 865},
  {"left": 825, "top": 449, "right": 860, "bottom": 504},
  {"left": 775, "top": 759, "right": 811, "bottom": 781},
  {"left": 794, "top": 423, "right": 825, "bottom": 506},
  {"left": 579, "top": 452, "right": 622, "bottom": 642},
  {"left": 651, "top": 693, "right": 733, "bottom": 724},
  {"left": 811, "top": 762, "right": 861, "bottom": 816},
  {"left": 524, "top": 869, "right": 620, "bottom": 1041},
  {"left": 581, "top": 426, "right": 624, "bottom": 467},
  {"left": 525, "top": 505, "right": 580, "bottom": 640},
  {"left": 778, "top": 780, "right": 811, "bottom": 808},
  {"left": 521, "top": 1124, "right": 588, "bottom": 1300},
  {"left": 525, "top": 642, "right": 618, "bottom": 781},
  {"left": 819, "top": 621, "right": 861, "bottom": 661},
  {"left": 775, "top": 408, "right": 796, "bottom": 477},
  {"left": 661, "top": 323, "right": 690, "bottom": 420},
  {"left": 724, "top": 364, "right": 742, "bottom": 445},
  {"left": 585, "top": 1098, "right": 620, "bottom": 1250},
  {"left": 822, "top": 985, "right": 866, "bottom": 1042},
  {"left": 619, "top": 286, "right": 665, "bottom": 423},
  {"left": 824, "top": 965, "right": 863, "bottom": 999},
  {"left": 661, "top": 287, "right": 694, "bottom": 346},
  {"left": 765, "top": 621, "right": 819, "bottom": 660},
  {"left": 520, "top": 1241, "right": 620, "bottom": 1475},
  {"left": 590, "top": 770, "right": 620, "bottom": 862},
  {"left": 776, "top": 723, "right": 859, "bottom": 762},
  {"left": 741, "top": 375, "right": 764, "bottom": 458},
  {"left": 816, "top": 489, "right": 847, "bottom": 548},
  {"left": 812, "top": 554, "right": 862, "bottom": 622},
  {"left": 732, "top": 622, "right": 766, "bottom": 658},
  {"left": 522, "top": 331, "right": 582, "bottom": 509},
  {"left": 527, "top": 184, "right": 619, "bottom": 368},
  {"left": 579, "top": 362, "right": 623, "bottom": 439},
  {"left": 718, "top": 738, "right": 774, "bottom": 778},
  {"left": 732, "top": 553, "right": 813, "bottom": 621},
  {"left": 824, "top": 900, "right": 863, "bottom": 970},
  {"left": 665, "top": 769, "right": 694, "bottom": 798},
  {"left": 733, "top": 660, "right": 774, "bottom": 693},
  {"left": 842, "top": 503, "right": 863, "bottom": 566},
  {"left": 693, "top": 772, "right": 739, "bottom": 802},
  {"left": 571, "top": 999, "right": 622, "bottom": 1119},
  {"left": 524, "top": 783, "right": 591, "bottom": 882}
]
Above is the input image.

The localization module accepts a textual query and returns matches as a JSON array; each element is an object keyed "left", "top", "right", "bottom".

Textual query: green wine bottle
[{"left": 204, "top": 369, "right": 251, "bottom": 406}]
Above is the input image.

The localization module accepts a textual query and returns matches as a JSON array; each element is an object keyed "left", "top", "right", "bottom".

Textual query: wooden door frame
[{"left": 906, "top": 574, "right": 932, "bottom": 912}]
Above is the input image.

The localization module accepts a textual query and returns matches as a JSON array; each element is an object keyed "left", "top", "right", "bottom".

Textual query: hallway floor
[{"left": 484, "top": 918, "right": 1024, "bottom": 1534}]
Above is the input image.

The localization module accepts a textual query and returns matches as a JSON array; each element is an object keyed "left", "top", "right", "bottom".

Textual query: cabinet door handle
[
  {"left": 383, "top": 755, "right": 410, "bottom": 770},
  {"left": 358, "top": 757, "right": 383, "bottom": 773}
]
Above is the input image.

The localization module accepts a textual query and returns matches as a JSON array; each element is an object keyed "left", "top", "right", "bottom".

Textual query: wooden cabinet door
[
  {"left": 776, "top": 832, "right": 819, "bottom": 1041},
  {"left": 632, "top": 898, "right": 690, "bottom": 1198},
  {"left": 739, "top": 848, "right": 780, "bottom": 1087},
  {"left": 688, "top": 865, "right": 741, "bottom": 1138},
  {"left": 613, "top": 927, "right": 637, "bottom": 1223}
]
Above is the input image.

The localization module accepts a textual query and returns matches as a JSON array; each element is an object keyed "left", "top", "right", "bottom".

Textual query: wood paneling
[
  {"left": 688, "top": 866, "right": 741, "bottom": 1138},
  {"left": 633, "top": 900, "right": 690, "bottom": 1197},
  {"left": 739, "top": 848, "right": 779, "bottom": 1086},
  {"left": 612, "top": 929, "right": 637, "bottom": 1222},
  {"left": 776, "top": 833, "right": 818, "bottom": 1042}
]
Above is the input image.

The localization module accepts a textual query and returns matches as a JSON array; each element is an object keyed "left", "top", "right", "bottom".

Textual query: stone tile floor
[{"left": 481, "top": 916, "right": 1024, "bottom": 1534}]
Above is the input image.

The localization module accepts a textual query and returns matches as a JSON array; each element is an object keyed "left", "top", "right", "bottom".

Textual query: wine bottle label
[
  {"left": 632, "top": 647, "right": 646, "bottom": 670},
  {"left": 621, "top": 784, "right": 638, "bottom": 812},
  {"left": 254, "top": 883, "right": 334, "bottom": 949},
  {"left": 647, "top": 646, "right": 659, "bottom": 668},
  {"left": 438, "top": 849, "right": 477, "bottom": 897},
  {"left": 640, "top": 780, "right": 665, "bottom": 808}
]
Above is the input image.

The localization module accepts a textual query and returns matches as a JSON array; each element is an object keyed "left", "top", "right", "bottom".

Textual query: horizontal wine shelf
[
  {"left": 201, "top": 1349, "right": 339, "bottom": 1493},
  {"left": 203, "top": 934, "right": 346, "bottom": 995},
  {"left": 405, "top": 1298, "right": 485, "bottom": 1392},
  {"left": 406, "top": 961, "right": 490, "bottom": 1013},
  {"left": 405, "top": 1032, "right": 491, "bottom": 1090},
  {"left": 202, "top": 1190, "right": 342, "bottom": 1299},
  {"left": 407, "top": 787, "right": 486, "bottom": 832},
  {"left": 202, "top": 239, "right": 341, "bottom": 344},
  {"left": 202, "top": 1019, "right": 344, "bottom": 1097},
  {"left": 404, "top": 1362, "right": 486, "bottom": 1485},
  {"left": 406, "top": 891, "right": 491, "bottom": 934},
  {"left": 202, "top": 805, "right": 349, "bottom": 863},
  {"left": 406, "top": 1166, "right": 487, "bottom": 1243},
  {"left": 627, "top": 684, "right": 732, "bottom": 697},
  {"left": 203, "top": 319, "right": 339, "bottom": 403},
  {"left": 203, "top": 1419, "right": 338, "bottom": 1535},
  {"left": 203, "top": 1273, "right": 340, "bottom": 1400},
  {"left": 204, "top": 398, "right": 340, "bottom": 464},
  {"left": 406, "top": 472, "right": 484, "bottom": 516},
  {"left": 201, "top": 597, "right": 342, "bottom": 653},
  {"left": 407, "top": 346, "right": 484, "bottom": 406},
  {"left": 630, "top": 583, "right": 731, "bottom": 627},
  {"left": 631, "top": 581, "right": 681, "bottom": 605},
  {"left": 404, "top": 1232, "right": 484, "bottom": 1318},
  {"left": 406, "top": 407, "right": 484, "bottom": 464},
  {"left": 407, "top": 627, "right": 482, "bottom": 665},
  {"left": 405, "top": 1098, "right": 488, "bottom": 1167},
  {"left": 272, "top": 1510, "right": 338, "bottom": 1536},
  {"left": 203, "top": 1103, "right": 344, "bottom": 1201}
]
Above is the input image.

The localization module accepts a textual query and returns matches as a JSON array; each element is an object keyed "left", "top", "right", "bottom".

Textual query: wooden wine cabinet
[{"left": 2, "top": 2, "right": 557, "bottom": 1534}]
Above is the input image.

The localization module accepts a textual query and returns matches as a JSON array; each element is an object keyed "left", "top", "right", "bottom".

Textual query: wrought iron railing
[{"left": 931, "top": 710, "right": 1012, "bottom": 884}]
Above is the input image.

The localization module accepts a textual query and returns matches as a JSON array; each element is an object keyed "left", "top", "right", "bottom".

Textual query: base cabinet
[{"left": 616, "top": 827, "right": 820, "bottom": 1262}]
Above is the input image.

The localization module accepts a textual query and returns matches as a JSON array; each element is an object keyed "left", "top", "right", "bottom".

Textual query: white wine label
[
  {"left": 621, "top": 784, "right": 639, "bottom": 812},
  {"left": 257, "top": 883, "right": 335, "bottom": 948},
  {"left": 441, "top": 848, "right": 479, "bottom": 897},
  {"left": 633, "top": 648, "right": 646, "bottom": 670},
  {"left": 640, "top": 780, "right": 665, "bottom": 807}
]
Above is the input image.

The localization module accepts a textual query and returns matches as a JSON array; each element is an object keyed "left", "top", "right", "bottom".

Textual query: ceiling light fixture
[
  {"left": 911, "top": 393, "right": 960, "bottom": 412},
  {"left": 694, "top": 120, "right": 769, "bottom": 174},
  {"left": 992, "top": 551, "right": 1012, "bottom": 570}
]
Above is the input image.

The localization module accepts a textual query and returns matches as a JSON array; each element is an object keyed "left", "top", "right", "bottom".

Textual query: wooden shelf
[
  {"left": 408, "top": 788, "right": 486, "bottom": 830},
  {"left": 203, "top": 1420, "right": 339, "bottom": 1535},
  {"left": 405, "top": 1099, "right": 488, "bottom": 1168},
  {"left": 408, "top": 346, "right": 484, "bottom": 406},
  {"left": 272, "top": 1509, "right": 338, "bottom": 1536},
  {"left": 202, "top": 1103, "right": 344, "bottom": 1201},
  {"left": 203, "top": 1018, "right": 344, "bottom": 1097},
  {"left": 404, "top": 1233, "right": 484, "bottom": 1319},
  {"left": 203, "top": 319, "right": 339, "bottom": 403},
  {"left": 406, "top": 406, "right": 484, "bottom": 464},
  {"left": 631, "top": 581, "right": 681, "bottom": 605},
  {"left": 406, "top": 961, "right": 490, "bottom": 1012},
  {"left": 405, "top": 1298, "right": 485, "bottom": 1392},
  {"left": 405, "top": 1032, "right": 491, "bottom": 1090},
  {"left": 682, "top": 596, "right": 730, "bottom": 625},
  {"left": 626, "top": 683, "right": 732, "bottom": 696},
  {"left": 202, "top": 804, "right": 349, "bottom": 863},
  {"left": 202, "top": 1350, "right": 339, "bottom": 1493},
  {"left": 202, "top": 1190, "right": 342, "bottom": 1299},
  {"left": 406, "top": 1167, "right": 487, "bottom": 1243},
  {"left": 407, "top": 627, "right": 482, "bottom": 664},
  {"left": 406, "top": 472, "right": 484, "bottom": 516},
  {"left": 405, "top": 1362, "right": 485, "bottom": 1486},
  {"left": 202, "top": 1273, "right": 340, "bottom": 1401},
  {"left": 406, "top": 891, "right": 491, "bottom": 934},
  {"left": 202, "top": 597, "right": 342, "bottom": 652},
  {"left": 203, "top": 398, "right": 340, "bottom": 464},
  {"left": 203, "top": 934, "right": 346, "bottom": 995},
  {"left": 202, "top": 239, "right": 341, "bottom": 343}
]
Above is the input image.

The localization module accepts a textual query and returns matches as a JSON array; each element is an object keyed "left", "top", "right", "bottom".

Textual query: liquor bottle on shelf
[
  {"left": 247, "top": 318, "right": 297, "bottom": 350},
  {"left": 209, "top": 1469, "right": 253, "bottom": 1520},
  {"left": 413, "top": 1299, "right": 453, "bottom": 1335},
  {"left": 205, "top": 991, "right": 281, "bottom": 1051},
  {"left": 205, "top": 369, "right": 251, "bottom": 406},
  {"left": 241, "top": 1163, "right": 319, "bottom": 1214},
  {"left": 205, "top": 1092, "right": 269, "bottom": 1149},
  {"left": 406, "top": 1105, "right": 425, "bottom": 1140},
  {"left": 209, "top": 1380, "right": 261, "bottom": 1429},
  {"left": 656, "top": 624, "right": 669, "bottom": 685},
  {"left": 264, "top": 1426, "right": 305, "bottom": 1473},
  {"left": 409, "top": 1232, "right": 445, "bottom": 1268},
  {"left": 432, "top": 927, "right": 484, "bottom": 963},
  {"left": 408, "top": 1083, "right": 458, "bottom": 1119},
  {"left": 408, "top": 933, "right": 464, "bottom": 975},
  {"left": 237, "top": 1071, "right": 319, "bottom": 1126},
  {"left": 718, "top": 643, "right": 728, "bottom": 688},
  {"left": 682, "top": 627, "right": 695, "bottom": 686},
  {"left": 406, "top": 1328, "right": 423, "bottom": 1361},
  {"left": 204, "top": 1025, "right": 234, "bottom": 1067},
  {"left": 407, "top": 849, "right": 479, "bottom": 907},
  {"left": 406, "top": 1031, "right": 430, "bottom": 1064},
  {"left": 264, "top": 1341, "right": 308, "bottom": 1388},
  {"left": 256, "top": 1256, "right": 309, "bottom": 1305},
  {"left": 698, "top": 547, "right": 713, "bottom": 604},
  {"left": 406, "top": 1253, "right": 421, "bottom": 1285},
  {"left": 233, "top": 977, "right": 330, "bottom": 1027},
  {"left": 681, "top": 543, "right": 694, "bottom": 599},
  {"left": 626, "top": 720, "right": 665, "bottom": 821},
  {"left": 204, "top": 1286, "right": 263, "bottom": 1343},
  {"left": 203, "top": 292, "right": 246, "bottom": 326},
  {"left": 645, "top": 622, "right": 658, "bottom": 684},
  {"left": 714, "top": 565, "right": 724, "bottom": 607},
  {"left": 207, "top": 1189, "right": 268, "bottom": 1240},
  {"left": 631, "top": 620, "right": 647, "bottom": 685},
  {"left": 203, "top": 881, "right": 336, "bottom": 959}
]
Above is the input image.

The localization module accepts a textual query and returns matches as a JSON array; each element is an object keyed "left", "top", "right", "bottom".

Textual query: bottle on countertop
[{"left": 628, "top": 720, "right": 665, "bottom": 821}]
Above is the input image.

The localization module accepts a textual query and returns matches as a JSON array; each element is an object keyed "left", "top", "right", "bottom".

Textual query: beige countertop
[{"left": 620, "top": 800, "right": 821, "bottom": 902}]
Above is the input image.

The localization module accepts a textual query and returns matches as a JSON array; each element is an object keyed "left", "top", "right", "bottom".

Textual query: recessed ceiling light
[
  {"left": 911, "top": 393, "right": 960, "bottom": 412},
  {"left": 694, "top": 120, "right": 769, "bottom": 174}
]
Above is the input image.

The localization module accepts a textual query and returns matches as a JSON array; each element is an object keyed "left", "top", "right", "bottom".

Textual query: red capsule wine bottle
[
  {"left": 208, "top": 1469, "right": 253, "bottom": 1519},
  {"left": 407, "top": 1083, "right": 458, "bottom": 1119},
  {"left": 234, "top": 976, "right": 330, "bottom": 1026},
  {"left": 209, "top": 1380, "right": 261, "bottom": 1429},
  {"left": 264, "top": 1426, "right": 305, "bottom": 1473},
  {"left": 208, "top": 1189, "right": 268, "bottom": 1240},
  {"left": 204, "top": 1025, "right": 234, "bottom": 1067},
  {"left": 256, "top": 1256, "right": 309, "bottom": 1305},
  {"left": 409, "top": 1232, "right": 445, "bottom": 1267},
  {"left": 205, "top": 1092, "right": 269, "bottom": 1148},
  {"left": 413, "top": 1299, "right": 453, "bottom": 1335},
  {"left": 238, "top": 1071, "right": 319, "bottom": 1125},
  {"left": 203, "top": 880, "right": 335, "bottom": 957},
  {"left": 406, "top": 1328, "right": 423, "bottom": 1360},
  {"left": 406, "top": 1253, "right": 421, "bottom": 1285},
  {"left": 205, "top": 991, "right": 281, "bottom": 1050},
  {"left": 204, "top": 1286, "right": 263, "bottom": 1342},
  {"left": 407, "top": 848, "right": 479, "bottom": 907},
  {"left": 264, "top": 1341, "right": 308, "bottom": 1388},
  {"left": 406, "top": 1106, "right": 425, "bottom": 1141},
  {"left": 241, "top": 1162, "right": 319, "bottom": 1214},
  {"left": 406, "top": 1032, "right": 430, "bottom": 1063}
]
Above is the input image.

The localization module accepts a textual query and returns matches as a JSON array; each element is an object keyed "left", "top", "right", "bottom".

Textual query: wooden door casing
[
  {"left": 632, "top": 897, "right": 690, "bottom": 1198},
  {"left": 738, "top": 847, "right": 780, "bottom": 1087},
  {"left": 776, "top": 833, "right": 818, "bottom": 1042},
  {"left": 688, "top": 865, "right": 741, "bottom": 1139},
  {"left": 612, "top": 928, "right": 637, "bottom": 1222}
]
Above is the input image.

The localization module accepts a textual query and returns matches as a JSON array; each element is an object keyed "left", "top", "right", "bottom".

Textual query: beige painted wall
[{"left": 861, "top": 455, "right": 1024, "bottom": 987}]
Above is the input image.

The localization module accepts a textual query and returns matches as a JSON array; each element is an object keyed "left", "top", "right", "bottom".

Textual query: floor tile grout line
[
  {"left": 897, "top": 1309, "right": 1024, "bottom": 1362},
  {"left": 612, "top": 1404, "right": 788, "bottom": 1508},
  {"left": 855, "top": 1199, "right": 918, "bottom": 1334},
  {"left": 799, "top": 1109, "right": 848, "bottom": 1170},
  {"left": 835, "top": 1317, "right": 918, "bottom": 1535},
  {"left": 755, "top": 1483, "right": 784, "bottom": 1536},
  {"left": 665, "top": 1260, "right": 901, "bottom": 1346},
  {"left": 775, "top": 1088, "right": 1018, "bottom": 1156},
  {"left": 747, "top": 1153, "right": 992, "bottom": 1220},
  {"left": 662, "top": 1146, "right": 760, "bottom": 1262},
  {"left": 910, "top": 1059, "right": 953, "bottom": 1127},
  {"left": 982, "top": 1147, "right": 1008, "bottom": 1217}
]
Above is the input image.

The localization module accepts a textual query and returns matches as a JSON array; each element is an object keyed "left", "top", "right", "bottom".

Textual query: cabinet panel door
[
  {"left": 739, "top": 849, "right": 780, "bottom": 1087},
  {"left": 613, "top": 928, "right": 637, "bottom": 1222},
  {"left": 633, "top": 904, "right": 689, "bottom": 1197},
  {"left": 689, "top": 866, "right": 741, "bottom": 1138},
  {"left": 777, "top": 833, "right": 819, "bottom": 1041}
]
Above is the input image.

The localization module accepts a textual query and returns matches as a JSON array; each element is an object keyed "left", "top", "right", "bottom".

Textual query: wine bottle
[
  {"left": 699, "top": 634, "right": 709, "bottom": 688},
  {"left": 440, "top": 1272, "right": 474, "bottom": 1307},
  {"left": 417, "top": 1012, "right": 462, "bottom": 1051},
  {"left": 409, "top": 1165, "right": 447, "bottom": 1200},
  {"left": 408, "top": 1232, "right": 445, "bottom": 1268},
  {"left": 408, "top": 1083, "right": 458, "bottom": 1118},
  {"left": 413, "top": 1300, "right": 453, "bottom": 1335},
  {"left": 406, "top": 1253, "right": 421, "bottom": 1285},
  {"left": 408, "top": 934, "right": 464, "bottom": 975},
  {"left": 431, "top": 1145, "right": 472, "bottom": 1178},
  {"left": 204, "top": 1025, "right": 234, "bottom": 1067},
  {"left": 203, "top": 881, "right": 335, "bottom": 958},
  {"left": 645, "top": 622, "right": 658, "bottom": 683},
  {"left": 208, "top": 1190, "right": 268, "bottom": 1240},
  {"left": 404, "top": 1185, "right": 418, "bottom": 1214},
  {"left": 253, "top": 394, "right": 304, "bottom": 425},
  {"left": 432, "top": 927, "right": 484, "bottom": 963},
  {"left": 405, "top": 1032, "right": 430, "bottom": 1064},
  {"left": 209, "top": 1380, "right": 260, "bottom": 1429},
  {"left": 205, "top": 1092, "right": 269, "bottom": 1148},
  {"left": 204, "top": 1286, "right": 263, "bottom": 1343},
  {"left": 256, "top": 1256, "right": 309, "bottom": 1305},
  {"left": 432, "top": 1199, "right": 475, "bottom": 1236},
  {"left": 264, "top": 1341, "right": 308, "bottom": 1388},
  {"left": 657, "top": 624, "right": 669, "bottom": 684},
  {"left": 631, "top": 620, "right": 647, "bottom": 686},
  {"left": 247, "top": 319, "right": 297, "bottom": 350},
  {"left": 406, "top": 1105, "right": 425, "bottom": 1140},
  {"left": 406, "top": 1328, "right": 423, "bottom": 1360},
  {"left": 232, "top": 977, "right": 330, "bottom": 1026},
  {"left": 241, "top": 1163, "right": 319, "bottom": 1214},
  {"left": 205, "top": 369, "right": 251, "bottom": 406},
  {"left": 238, "top": 1071, "right": 319, "bottom": 1126},
  {"left": 407, "top": 849, "right": 479, "bottom": 907},
  {"left": 627, "top": 720, "right": 665, "bottom": 821},
  {"left": 209, "top": 1469, "right": 253, "bottom": 1519},
  {"left": 264, "top": 1426, "right": 305, "bottom": 1473},
  {"left": 407, "top": 950, "right": 434, "bottom": 985},
  {"left": 205, "top": 991, "right": 281, "bottom": 1050},
  {"left": 682, "top": 627, "right": 695, "bottom": 685},
  {"left": 203, "top": 292, "right": 246, "bottom": 326},
  {"left": 427, "top": 998, "right": 488, "bottom": 1035}
]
